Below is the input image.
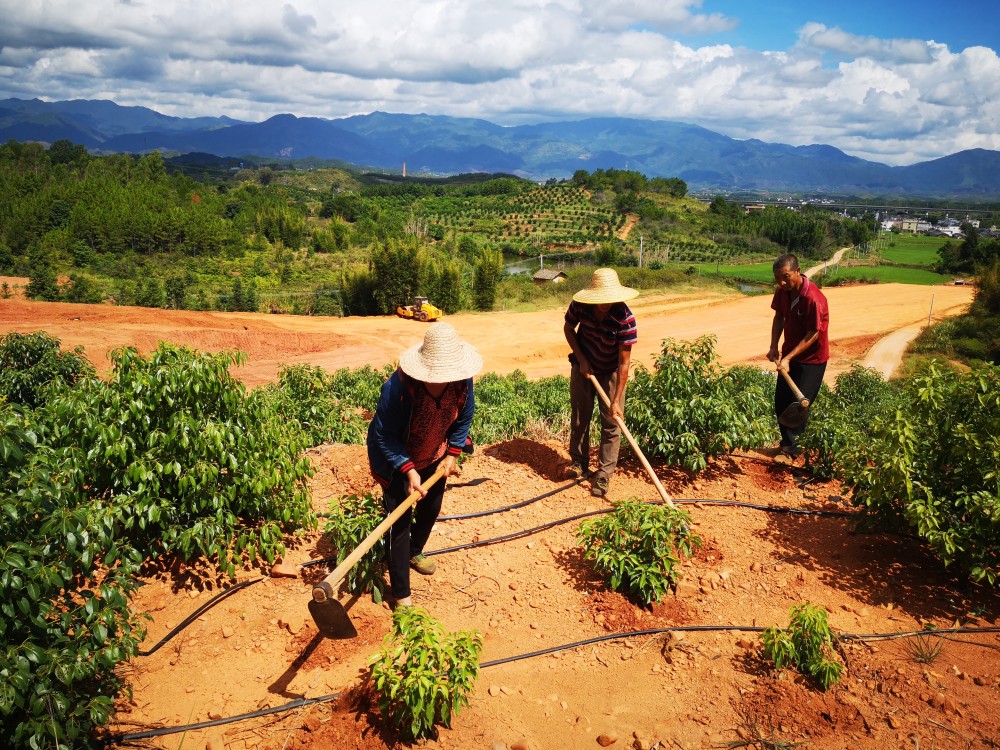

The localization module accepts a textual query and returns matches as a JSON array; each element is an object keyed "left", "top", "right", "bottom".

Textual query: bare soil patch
[
  {"left": 108, "top": 442, "right": 1000, "bottom": 750},
  {"left": 0, "top": 283, "right": 974, "bottom": 385}
]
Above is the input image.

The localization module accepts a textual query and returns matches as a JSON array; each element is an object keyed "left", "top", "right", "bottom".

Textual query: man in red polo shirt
[{"left": 767, "top": 253, "right": 829, "bottom": 460}]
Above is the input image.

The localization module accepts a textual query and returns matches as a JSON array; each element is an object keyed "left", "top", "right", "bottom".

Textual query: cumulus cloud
[{"left": 0, "top": 1, "right": 997, "bottom": 164}]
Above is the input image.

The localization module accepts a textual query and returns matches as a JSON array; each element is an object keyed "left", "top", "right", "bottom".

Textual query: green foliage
[
  {"left": 797, "top": 366, "right": 902, "bottom": 480},
  {"left": 577, "top": 498, "right": 700, "bottom": 605},
  {"left": 841, "top": 361, "right": 1000, "bottom": 584},
  {"left": 0, "top": 340, "right": 320, "bottom": 747},
  {"left": 31, "top": 344, "right": 316, "bottom": 572},
  {"left": 262, "top": 363, "right": 386, "bottom": 447},
  {"left": 371, "top": 240, "right": 421, "bottom": 314},
  {"left": 626, "top": 336, "right": 775, "bottom": 473},
  {"left": 761, "top": 604, "right": 844, "bottom": 691},
  {"left": 370, "top": 606, "right": 482, "bottom": 741},
  {"left": 471, "top": 371, "right": 570, "bottom": 443},
  {"left": 0, "top": 332, "right": 94, "bottom": 409},
  {"left": 323, "top": 492, "right": 387, "bottom": 602},
  {"left": 472, "top": 247, "right": 504, "bottom": 311}
]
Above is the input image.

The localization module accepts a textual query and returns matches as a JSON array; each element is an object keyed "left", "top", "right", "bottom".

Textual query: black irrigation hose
[
  {"left": 673, "top": 498, "right": 852, "bottom": 517},
  {"left": 426, "top": 498, "right": 852, "bottom": 557},
  {"left": 109, "top": 624, "right": 1000, "bottom": 743},
  {"left": 438, "top": 479, "right": 583, "bottom": 520},
  {"left": 107, "top": 692, "right": 341, "bottom": 742},
  {"left": 137, "top": 577, "right": 263, "bottom": 657},
  {"left": 136, "top": 498, "right": 851, "bottom": 654}
]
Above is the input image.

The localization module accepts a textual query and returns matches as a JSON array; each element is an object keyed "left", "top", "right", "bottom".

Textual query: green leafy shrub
[
  {"left": 0, "top": 331, "right": 94, "bottom": 408},
  {"left": 1, "top": 400, "right": 146, "bottom": 748},
  {"left": 472, "top": 370, "right": 570, "bottom": 443},
  {"left": 626, "top": 336, "right": 775, "bottom": 472},
  {"left": 370, "top": 606, "right": 482, "bottom": 740},
  {"left": 323, "top": 492, "right": 387, "bottom": 602},
  {"left": 761, "top": 604, "right": 844, "bottom": 691},
  {"left": 263, "top": 363, "right": 385, "bottom": 447},
  {"left": 30, "top": 344, "right": 316, "bottom": 573},
  {"left": 843, "top": 361, "right": 1000, "bottom": 584},
  {"left": 577, "top": 498, "right": 700, "bottom": 605},
  {"left": 797, "top": 365, "right": 902, "bottom": 480}
]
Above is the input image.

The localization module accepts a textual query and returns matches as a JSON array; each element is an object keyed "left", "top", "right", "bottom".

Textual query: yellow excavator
[{"left": 396, "top": 296, "right": 443, "bottom": 322}]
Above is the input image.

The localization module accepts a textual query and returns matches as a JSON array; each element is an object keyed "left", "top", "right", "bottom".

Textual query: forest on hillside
[{"left": 1, "top": 140, "right": 882, "bottom": 316}]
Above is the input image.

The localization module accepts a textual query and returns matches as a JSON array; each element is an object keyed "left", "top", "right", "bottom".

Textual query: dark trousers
[
  {"left": 382, "top": 459, "right": 446, "bottom": 599},
  {"left": 569, "top": 364, "right": 623, "bottom": 481},
  {"left": 775, "top": 360, "right": 827, "bottom": 450}
]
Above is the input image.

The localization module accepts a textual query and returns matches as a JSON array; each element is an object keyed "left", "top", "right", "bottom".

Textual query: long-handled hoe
[
  {"left": 588, "top": 374, "right": 675, "bottom": 508},
  {"left": 308, "top": 468, "right": 446, "bottom": 638}
]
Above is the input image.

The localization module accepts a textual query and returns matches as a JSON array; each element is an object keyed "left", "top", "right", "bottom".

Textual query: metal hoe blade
[
  {"left": 778, "top": 402, "right": 809, "bottom": 430},
  {"left": 308, "top": 597, "right": 358, "bottom": 639}
]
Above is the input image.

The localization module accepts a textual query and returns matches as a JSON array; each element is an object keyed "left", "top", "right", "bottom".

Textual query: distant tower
[{"left": 403, "top": 162, "right": 407, "bottom": 178}]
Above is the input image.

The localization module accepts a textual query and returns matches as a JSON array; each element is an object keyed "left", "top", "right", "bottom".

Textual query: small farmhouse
[{"left": 532, "top": 269, "right": 568, "bottom": 284}]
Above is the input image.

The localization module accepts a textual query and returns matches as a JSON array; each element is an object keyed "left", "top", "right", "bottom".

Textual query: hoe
[{"left": 308, "top": 468, "right": 446, "bottom": 638}]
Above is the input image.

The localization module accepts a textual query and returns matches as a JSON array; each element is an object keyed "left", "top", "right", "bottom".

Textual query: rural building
[{"left": 533, "top": 269, "right": 568, "bottom": 284}]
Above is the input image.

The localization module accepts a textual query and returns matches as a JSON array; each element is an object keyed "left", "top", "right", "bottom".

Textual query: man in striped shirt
[{"left": 563, "top": 268, "right": 639, "bottom": 498}]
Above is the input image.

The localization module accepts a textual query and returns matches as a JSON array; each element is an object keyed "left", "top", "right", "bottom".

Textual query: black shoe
[
  {"left": 564, "top": 463, "right": 587, "bottom": 479},
  {"left": 591, "top": 476, "right": 609, "bottom": 498}
]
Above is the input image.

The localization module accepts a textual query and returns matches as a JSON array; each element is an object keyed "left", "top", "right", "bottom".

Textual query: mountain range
[{"left": 3, "top": 97, "right": 1000, "bottom": 198}]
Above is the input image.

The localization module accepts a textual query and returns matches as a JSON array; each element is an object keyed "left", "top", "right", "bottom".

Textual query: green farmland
[{"left": 878, "top": 233, "right": 947, "bottom": 266}]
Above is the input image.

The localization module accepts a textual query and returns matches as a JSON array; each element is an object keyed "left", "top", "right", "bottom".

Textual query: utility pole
[
  {"left": 639, "top": 235, "right": 643, "bottom": 268},
  {"left": 539, "top": 253, "right": 544, "bottom": 271}
]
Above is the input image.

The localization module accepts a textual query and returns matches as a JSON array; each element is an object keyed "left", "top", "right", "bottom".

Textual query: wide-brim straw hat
[
  {"left": 572, "top": 268, "right": 639, "bottom": 304},
  {"left": 399, "top": 322, "right": 483, "bottom": 383}
]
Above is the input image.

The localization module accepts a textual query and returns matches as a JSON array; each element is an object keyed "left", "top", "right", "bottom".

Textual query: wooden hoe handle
[
  {"left": 778, "top": 368, "right": 810, "bottom": 407},
  {"left": 312, "top": 467, "right": 447, "bottom": 603},
  {"left": 587, "top": 375, "right": 675, "bottom": 508}
]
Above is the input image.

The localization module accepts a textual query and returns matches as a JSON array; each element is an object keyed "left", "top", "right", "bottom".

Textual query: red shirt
[
  {"left": 405, "top": 382, "right": 462, "bottom": 470},
  {"left": 770, "top": 276, "right": 829, "bottom": 364}
]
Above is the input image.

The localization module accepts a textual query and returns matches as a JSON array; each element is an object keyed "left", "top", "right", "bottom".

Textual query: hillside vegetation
[{"left": 2, "top": 140, "right": 880, "bottom": 315}]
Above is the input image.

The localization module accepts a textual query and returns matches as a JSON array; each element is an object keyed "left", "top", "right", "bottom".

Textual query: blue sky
[
  {"left": 697, "top": 0, "right": 1000, "bottom": 53},
  {"left": 1, "top": 0, "right": 998, "bottom": 165}
]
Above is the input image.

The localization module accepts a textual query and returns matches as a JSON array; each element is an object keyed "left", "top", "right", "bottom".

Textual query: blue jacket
[{"left": 367, "top": 368, "right": 475, "bottom": 487}]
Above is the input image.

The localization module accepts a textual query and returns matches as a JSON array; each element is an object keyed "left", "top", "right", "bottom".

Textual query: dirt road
[{"left": 0, "top": 283, "right": 972, "bottom": 385}]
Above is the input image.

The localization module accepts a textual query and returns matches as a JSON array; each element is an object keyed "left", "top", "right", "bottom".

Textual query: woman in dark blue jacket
[{"left": 367, "top": 323, "right": 481, "bottom": 607}]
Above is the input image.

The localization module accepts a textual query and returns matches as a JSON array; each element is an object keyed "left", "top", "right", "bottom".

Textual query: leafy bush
[
  {"left": 577, "top": 498, "right": 700, "bottom": 605},
  {"left": 761, "top": 604, "right": 844, "bottom": 691},
  {"left": 323, "top": 492, "right": 387, "bottom": 602},
  {"left": 471, "top": 370, "right": 570, "bottom": 443},
  {"left": 263, "top": 363, "right": 385, "bottom": 447},
  {"left": 797, "top": 365, "right": 902, "bottom": 480},
  {"left": 1, "top": 342, "right": 321, "bottom": 748},
  {"left": 626, "top": 336, "right": 775, "bottom": 472},
  {"left": 843, "top": 361, "right": 1000, "bottom": 584},
  {"left": 0, "top": 332, "right": 94, "bottom": 408},
  {"left": 1, "top": 400, "right": 146, "bottom": 749},
  {"left": 370, "top": 606, "right": 482, "bottom": 740},
  {"left": 30, "top": 344, "right": 316, "bottom": 573}
]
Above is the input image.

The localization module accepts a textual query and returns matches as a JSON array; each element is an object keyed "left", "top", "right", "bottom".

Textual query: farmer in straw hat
[
  {"left": 563, "top": 268, "right": 638, "bottom": 498},
  {"left": 368, "top": 323, "right": 482, "bottom": 607}
]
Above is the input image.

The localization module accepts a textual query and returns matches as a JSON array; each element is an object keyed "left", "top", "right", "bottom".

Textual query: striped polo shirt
[{"left": 566, "top": 300, "right": 637, "bottom": 375}]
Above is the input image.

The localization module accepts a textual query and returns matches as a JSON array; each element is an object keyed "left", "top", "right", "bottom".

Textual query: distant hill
[{"left": 5, "top": 97, "right": 1000, "bottom": 197}]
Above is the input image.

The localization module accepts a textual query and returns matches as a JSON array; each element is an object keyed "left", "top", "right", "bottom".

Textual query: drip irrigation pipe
[
  {"left": 137, "top": 577, "right": 262, "bottom": 657},
  {"left": 438, "top": 479, "right": 583, "bottom": 521},
  {"left": 136, "top": 498, "right": 851, "bottom": 654},
  {"left": 106, "top": 692, "right": 341, "bottom": 742},
  {"left": 109, "top": 624, "right": 1000, "bottom": 743},
  {"left": 427, "top": 499, "right": 851, "bottom": 557}
]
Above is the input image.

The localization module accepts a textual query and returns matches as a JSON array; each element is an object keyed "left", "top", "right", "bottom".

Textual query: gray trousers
[{"left": 568, "top": 363, "right": 624, "bottom": 481}]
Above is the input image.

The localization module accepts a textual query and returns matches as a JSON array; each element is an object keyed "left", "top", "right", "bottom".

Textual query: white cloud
[{"left": 0, "top": 1, "right": 998, "bottom": 164}]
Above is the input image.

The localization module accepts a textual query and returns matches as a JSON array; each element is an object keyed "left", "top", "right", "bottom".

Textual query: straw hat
[
  {"left": 399, "top": 323, "right": 483, "bottom": 383},
  {"left": 572, "top": 268, "right": 639, "bottom": 304}
]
